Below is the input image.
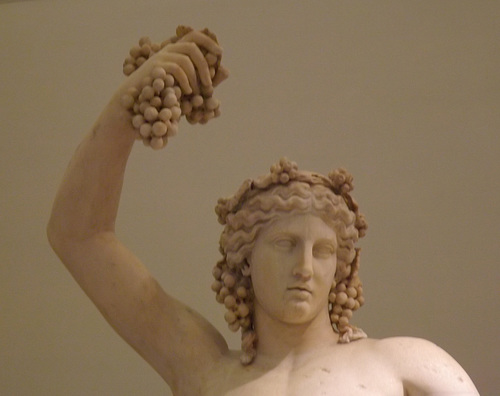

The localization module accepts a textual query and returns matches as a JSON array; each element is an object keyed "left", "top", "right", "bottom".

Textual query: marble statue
[{"left": 47, "top": 27, "right": 479, "bottom": 395}]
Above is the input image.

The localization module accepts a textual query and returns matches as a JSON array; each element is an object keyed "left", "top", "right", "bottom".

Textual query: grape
[
  {"left": 150, "top": 136, "right": 164, "bottom": 150},
  {"left": 143, "top": 106, "right": 159, "bottom": 122},
  {"left": 139, "top": 123, "right": 152, "bottom": 138},
  {"left": 152, "top": 78, "right": 165, "bottom": 93},
  {"left": 190, "top": 95, "right": 204, "bottom": 108},
  {"left": 152, "top": 121, "right": 168, "bottom": 137},
  {"left": 158, "top": 108, "right": 172, "bottom": 122},
  {"left": 170, "top": 106, "right": 181, "bottom": 121},
  {"left": 163, "top": 92, "right": 178, "bottom": 108}
]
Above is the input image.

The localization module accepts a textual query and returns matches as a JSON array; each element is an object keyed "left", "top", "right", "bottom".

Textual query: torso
[{"left": 198, "top": 339, "right": 405, "bottom": 396}]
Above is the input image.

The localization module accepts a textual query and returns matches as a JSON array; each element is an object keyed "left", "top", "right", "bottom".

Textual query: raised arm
[{"left": 47, "top": 29, "right": 229, "bottom": 393}]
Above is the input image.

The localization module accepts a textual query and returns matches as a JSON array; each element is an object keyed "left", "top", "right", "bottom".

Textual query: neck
[{"left": 252, "top": 305, "right": 338, "bottom": 365}]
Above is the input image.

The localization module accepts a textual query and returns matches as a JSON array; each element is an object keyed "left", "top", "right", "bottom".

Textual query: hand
[
  {"left": 177, "top": 30, "right": 229, "bottom": 88},
  {"left": 122, "top": 28, "right": 226, "bottom": 96},
  {"left": 117, "top": 27, "right": 229, "bottom": 149}
]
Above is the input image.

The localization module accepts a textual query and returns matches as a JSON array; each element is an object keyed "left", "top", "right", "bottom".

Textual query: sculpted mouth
[{"left": 288, "top": 285, "right": 312, "bottom": 293}]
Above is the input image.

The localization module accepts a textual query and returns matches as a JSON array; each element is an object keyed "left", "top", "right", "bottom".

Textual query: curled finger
[
  {"left": 160, "top": 62, "right": 191, "bottom": 94},
  {"left": 165, "top": 42, "right": 212, "bottom": 87},
  {"left": 161, "top": 52, "right": 199, "bottom": 94},
  {"left": 179, "top": 30, "right": 223, "bottom": 56}
]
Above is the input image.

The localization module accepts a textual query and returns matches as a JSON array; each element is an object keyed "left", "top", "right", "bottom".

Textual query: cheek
[
  {"left": 317, "top": 257, "right": 337, "bottom": 282},
  {"left": 250, "top": 248, "right": 282, "bottom": 278},
  {"left": 250, "top": 267, "right": 276, "bottom": 308},
  {"left": 249, "top": 256, "right": 268, "bottom": 293},
  {"left": 250, "top": 254, "right": 287, "bottom": 302},
  {"left": 331, "top": 256, "right": 338, "bottom": 275},
  {"left": 250, "top": 260, "right": 278, "bottom": 291}
]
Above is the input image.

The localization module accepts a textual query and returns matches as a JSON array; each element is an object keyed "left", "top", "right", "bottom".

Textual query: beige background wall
[{"left": 1, "top": 0, "right": 499, "bottom": 395}]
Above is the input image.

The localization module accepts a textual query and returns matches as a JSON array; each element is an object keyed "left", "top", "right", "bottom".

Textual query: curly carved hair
[{"left": 213, "top": 158, "right": 367, "bottom": 364}]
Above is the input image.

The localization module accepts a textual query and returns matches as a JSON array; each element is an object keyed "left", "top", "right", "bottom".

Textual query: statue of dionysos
[{"left": 47, "top": 27, "right": 479, "bottom": 396}]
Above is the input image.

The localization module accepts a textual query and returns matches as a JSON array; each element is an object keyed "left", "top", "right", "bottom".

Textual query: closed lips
[{"left": 288, "top": 285, "right": 311, "bottom": 292}]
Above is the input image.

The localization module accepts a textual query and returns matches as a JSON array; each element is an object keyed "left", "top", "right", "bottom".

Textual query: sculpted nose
[{"left": 293, "top": 247, "right": 313, "bottom": 280}]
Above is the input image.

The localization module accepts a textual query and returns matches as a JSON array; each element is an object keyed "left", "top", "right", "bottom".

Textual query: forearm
[
  {"left": 47, "top": 28, "right": 226, "bottom": 251},
  {"left": 47, "top": 98, "right": 136, "bottom": 247}
]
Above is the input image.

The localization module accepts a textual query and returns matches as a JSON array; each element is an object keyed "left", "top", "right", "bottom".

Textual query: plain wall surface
[{"left": 1, "top": 0, "right": 499, "bottom": 395}]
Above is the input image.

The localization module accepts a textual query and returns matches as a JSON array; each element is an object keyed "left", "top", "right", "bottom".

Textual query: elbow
[
  {"left": 46, "top": 212, "right": 73, "bottom": 257},
  {"left": 47, "top": 215, "right": 116, "bottom": 260},
  {"left": 46, "top": 217, "right": 64, "bottom": 256}
]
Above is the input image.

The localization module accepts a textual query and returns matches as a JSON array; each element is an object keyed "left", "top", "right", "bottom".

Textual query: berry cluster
[
  {"left": 121, "top": 27, "right": 223, "bottom": 149},
  {"left": 211, "top": 263, "right": 253, "bottom": 333}
]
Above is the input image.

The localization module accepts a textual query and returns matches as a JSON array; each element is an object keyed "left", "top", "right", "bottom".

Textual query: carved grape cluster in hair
[
  {"left": 329, "top": 168, "right": 354, "bottom": 194},
  {"left": 214, "top": 159, "right": 368, "bottom": 365},
  {"left": 328, "top": 250, "right": 366, "bottom": 342},
  {"left": 329, "top": 168, "right": 367, "bottom": 238},
  {"left": 211, "top": 257, "right": 256, "bottom": 364},
  {"left": 269, "top": 157, "right": 299, "bottom": 184}
]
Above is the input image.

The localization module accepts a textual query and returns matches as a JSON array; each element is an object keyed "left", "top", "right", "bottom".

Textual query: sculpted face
[
  {"left": 249, "top": 213, "right": 338, "bottom": 325},
  {"left": 215, "top": 161, "right": 367, "bottom": 364}
]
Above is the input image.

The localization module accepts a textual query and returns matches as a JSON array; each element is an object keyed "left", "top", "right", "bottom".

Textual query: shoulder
[
  {"left": 376, "top": 336, "right": 446, "bottom": 357},
  {"left": 339, "top": 336, "right": 437, "bottom": 357},
  {"left": 371, "top": 337, "right": 479, "bottom": 395},
  {"left": 336, "top": 336, "right": 452, "bottom": 361}
]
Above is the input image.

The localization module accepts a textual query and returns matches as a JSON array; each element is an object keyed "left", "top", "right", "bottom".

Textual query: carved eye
[
  {"left": 313, "top": 243, "right": 336, "bottom": 258},
  {"left": 273, "top": 237, "right": 295, "bottom": 250}
]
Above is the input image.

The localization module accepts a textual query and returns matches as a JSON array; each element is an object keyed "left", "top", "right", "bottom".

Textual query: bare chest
[{"left": 201, "top": 353, "right": 404, "bottom": 396}]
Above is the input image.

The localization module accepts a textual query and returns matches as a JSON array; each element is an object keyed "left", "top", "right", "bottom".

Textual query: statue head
[{"left": 213, "top": 158, "right": 367, "bottom": 364}]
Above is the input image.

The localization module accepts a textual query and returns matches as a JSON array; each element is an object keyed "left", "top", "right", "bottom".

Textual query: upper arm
[
  {"left": 50, "top": 231, "right": 228, "bottom": 390},
  {"left": 380, "top": 337, "right": 479, "bottom": 395}
]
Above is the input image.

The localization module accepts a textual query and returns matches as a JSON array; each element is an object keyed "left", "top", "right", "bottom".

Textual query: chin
[{"left": 281, "top": 302, "right": 315, "bottom": 324}]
